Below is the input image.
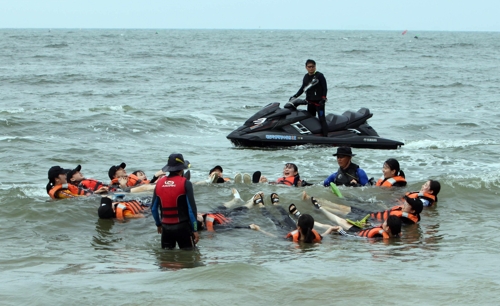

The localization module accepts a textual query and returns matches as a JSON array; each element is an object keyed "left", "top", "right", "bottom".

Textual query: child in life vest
[
  {"left": 405, "top": 180, "right": 441, "bottom": 207},
  {"left": 98, "top": 197, "right": 148, "bottom": 221},
  {"left": 288, "top": 204, "right": 402, "bottom": 239},
  {"left": 375, "top": 158, "right": 407, "bottom": 187}
]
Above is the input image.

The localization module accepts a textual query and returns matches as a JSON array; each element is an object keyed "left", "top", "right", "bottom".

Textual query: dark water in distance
[{"left": 1, "top": 29, "right": 500, "bottom": 305}]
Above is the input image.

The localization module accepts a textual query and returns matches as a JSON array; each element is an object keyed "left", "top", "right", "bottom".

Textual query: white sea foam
[
  {"left": 0, "top": 108, "right": 25, "bottom": 114},
  {"left": 404, "top": 139, "right": 498, "bottom": 149}
]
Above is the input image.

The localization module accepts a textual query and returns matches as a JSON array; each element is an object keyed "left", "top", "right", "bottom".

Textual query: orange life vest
[
  {"left": 127, "top": 174, "right": 145, "bottom": 186},
  {"left": 375, "top": 176, "right": 407, "bottom": 187},
  {"left": 79, "top": 179, "right": 107, "bottom": 192},
  {"left": 110, "top": 175, "right": 143, "bottom": 188},
  {"left": 204, "top": 213, "right": 231, "bottom": 231},
  {"left": 370, "top": 205, "right": 419, "bottom": 224},
  {"left": 286, "top": 229, "right": 322, "bottom": 243},
  {"left": 405, "top": 191, "right": 436, "bottom": 207},
  {"left": 115, "top": 200, "right": 145, "bottom": 221},
  {"left": 47, "top": 184, "right": 81, "bottom": 199},
  {"left": 357, "top": 226, "right": 391, "bottom": 239},
  {"left": 276, "top": 176, "right": 299, "bottom": 186}
]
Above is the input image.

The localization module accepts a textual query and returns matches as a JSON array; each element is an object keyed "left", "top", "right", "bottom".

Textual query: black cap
[
  {"left": 162, "top": 153, "right": 190, "bottom": 172},
  {"left": 404, "top": 196, "right": 423, "bottom": 214},
  {"left": 66, "top": 164, "right": 82, "bottom": 182},
  {"left": 108, "top": 162, "right": 126, "bottom": 180},
  {"left": 209, "top": 165, "right": 223, "bottom": 175},
  {"left": 333, "top": 146, "right": 356, "bottom": 157},
  {"left": 98, "top": 197, "right": 115, "bottom": 219},
  {"left": 48, "top": 166, "right": 70, "bottom": 181}
]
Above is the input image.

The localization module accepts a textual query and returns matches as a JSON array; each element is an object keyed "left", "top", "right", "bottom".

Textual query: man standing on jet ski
[{"left": 290, "top": 59, "right": 328, "bottom": 136}]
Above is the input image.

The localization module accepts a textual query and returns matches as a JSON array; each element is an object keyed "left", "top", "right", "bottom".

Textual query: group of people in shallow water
[{"left": 46, "top": 146, "right": 441, "bottom": 249}]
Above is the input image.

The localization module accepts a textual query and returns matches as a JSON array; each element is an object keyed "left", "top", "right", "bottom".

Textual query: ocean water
[{"left": 1, "top": 29, "right": 500, "bottom": 305}]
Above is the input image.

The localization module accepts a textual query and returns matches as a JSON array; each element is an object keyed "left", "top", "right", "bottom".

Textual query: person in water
[
  {"left": 132, "top": 169, "right": 165, "bottom": 185},
  {"left": 46, "top": 166, "right": 82, "bottom": 199},
  {"left": 375, "top": 158, "right": 407, "bottom": 187},
  {"left": 290, "top": 59, "right": 329, "bottom": 137},
  {"left": 208, "top": 165, "right": 230, "bottom": 183},
  {"left": 198, "top": 165, "right": 232, "bottom": 184},
  {"left": 249, "top": 193, "right": 337, "bottom": 242},
  {"left": 67, "top": 164, "right": 110, "bottom": 195},
  {"left": 97, "top": 196, "right": 149, "bottom": 221},
  {"left": 405, "top": 180, "right": 441, "bottom": 207},
  {"left": 151, "top": 153, "right": 199, "bottom": 250},
  {"left": 323, "top": 147, "right": 371, "bottom": 187},
  {"left": 253, "top": 163, "right": 312, "bottom": 187},
  {"left": 302, "top": 191, "right": 423, "bottom": 226},
  {"left": 108, "top": 162, "right": 156, "bottom": 193},
  {"left": 196, "top": 189, "right": 267, "bottom": 231},
  {"left": 289, "top": 203, "right": 401, "bottom": 239}
]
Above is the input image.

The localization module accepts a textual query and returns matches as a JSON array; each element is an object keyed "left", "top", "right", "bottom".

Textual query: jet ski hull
[
  {"left": 226, "top": 103, "right": 404, "bottom": 149},
  {"left": 227, "top": 130, "right": 403, "bottom": 149}
]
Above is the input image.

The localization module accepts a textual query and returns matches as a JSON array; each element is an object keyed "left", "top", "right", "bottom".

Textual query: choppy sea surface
[{"left": 1, "top": 29, "right": 500, "bottom": 305}]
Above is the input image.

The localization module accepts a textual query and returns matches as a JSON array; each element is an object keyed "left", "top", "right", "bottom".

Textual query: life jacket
[
  {"left": 67, "top": 183, "right": 93, "bottom": 196},
  {"left": 276, "top": 175, "right": 300, "bottom": 186},
  {"left": 155, "top": 175, "right": 188, "bottom": 225},
  {"left": 357, "top": 226, "right": 391, "bottom": 239},
  {"left": 370, "top": 205, "right": 420, "bottom": 224},
  {"left": 375, "top": 176, "right": 407, "bottom": 187},
  {"left": 47, "top": 184, "right": 81, "bottom": 199},
  {"left": 110, "top": 175, "right": 143, "bottom": 188},
  {"left": 286, "top": 229, "right": 322, "bottom": 243},
  {"left": 204, "top": 213, "right": 230, "bottom": 231},
  {"left": 114, "top": 200, "right": 145, "bottom": 221},
  {"left": 334, "top": 163, "right": 360, "bottom": 186},
  {"left": 78, "top": 179, "right": 107, "bottom": 192},
  {"left": 406, "top": 191, "right": 436, "bottom": 207},
  {"left": 126, "top": 174, "right": 144, "bottom": 186},
  {"left": 303, "top": 72, "right": 325, "bottom": 102}
]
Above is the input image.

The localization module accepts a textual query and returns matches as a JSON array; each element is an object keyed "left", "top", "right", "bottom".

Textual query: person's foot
[
  {"left": 243, "top": 173, "right": 251, "bottom": 184},
  {"left": 210, "top": 172, "right": 219, "bottom": 183},
  {"left": 234, "top": 173, "right": 242, "bottom": 184},
  {"left": 252, "top": 192, "right": 264, "bottom": 207},
  {"left": 301, "top": 190, "right": 310, "bottom": 201},
  {"left": 270, "top": 193, "right": 279, "bottom": 205},
  {"left": 311, "top": 197, "right": 321, "bottom": 209},
  {"left": 231, "top": 188, "right": 241, "bottom": 200},
  {"left": 252, "top": 171, "right": 261, "bottom": 183},
  {"left": 289, "top": 203, "right": 301, "bottom": 217},
  {"left": 206, "top": 172, "right": 217, "bottom": 184}
]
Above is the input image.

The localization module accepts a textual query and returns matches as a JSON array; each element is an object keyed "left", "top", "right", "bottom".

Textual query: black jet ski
[{"left": 227, "top": 101, "right": 404, "bottom": 149}]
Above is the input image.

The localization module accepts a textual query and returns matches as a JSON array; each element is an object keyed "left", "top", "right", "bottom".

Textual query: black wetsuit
[{"left": 294, "top": 71, "right": 328, "bottom": 136}]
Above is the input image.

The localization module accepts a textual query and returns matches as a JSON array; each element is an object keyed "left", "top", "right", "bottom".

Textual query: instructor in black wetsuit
[{"left": 290, "top": 59, "right": 328, "bottom": 136}]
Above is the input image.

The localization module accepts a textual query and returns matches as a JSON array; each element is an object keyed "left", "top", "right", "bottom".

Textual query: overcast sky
[{"left": 1, "top": 0, "right": 498, "bottom": 31}]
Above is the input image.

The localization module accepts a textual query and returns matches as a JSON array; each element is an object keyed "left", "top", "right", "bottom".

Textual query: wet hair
[
  {"left": 297, "top": 214, "right": 315, "bottom": 243},
  {"left": 132, "top": 170, "right": 145, "bottom": 176},
  {"left": 285, "top": 163, "right": 298, "bottom": 173},
  {"left": 305, "top": 59, "right": 316, "bottom": 66},
  {"left": 384, "top": 158, "right": 405, "bottom": 178},
  {"left": 429, "top": 180, "right": 441, "bottom": 201},
  {"left": 46, "top": 182, "right": 53, "bottom": 194},
  {"left": 285, "top": 163, "right": 301, "bottom": 186},
  {"left": 386, "top": 215, "right": 402, "bottom": 236}
]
